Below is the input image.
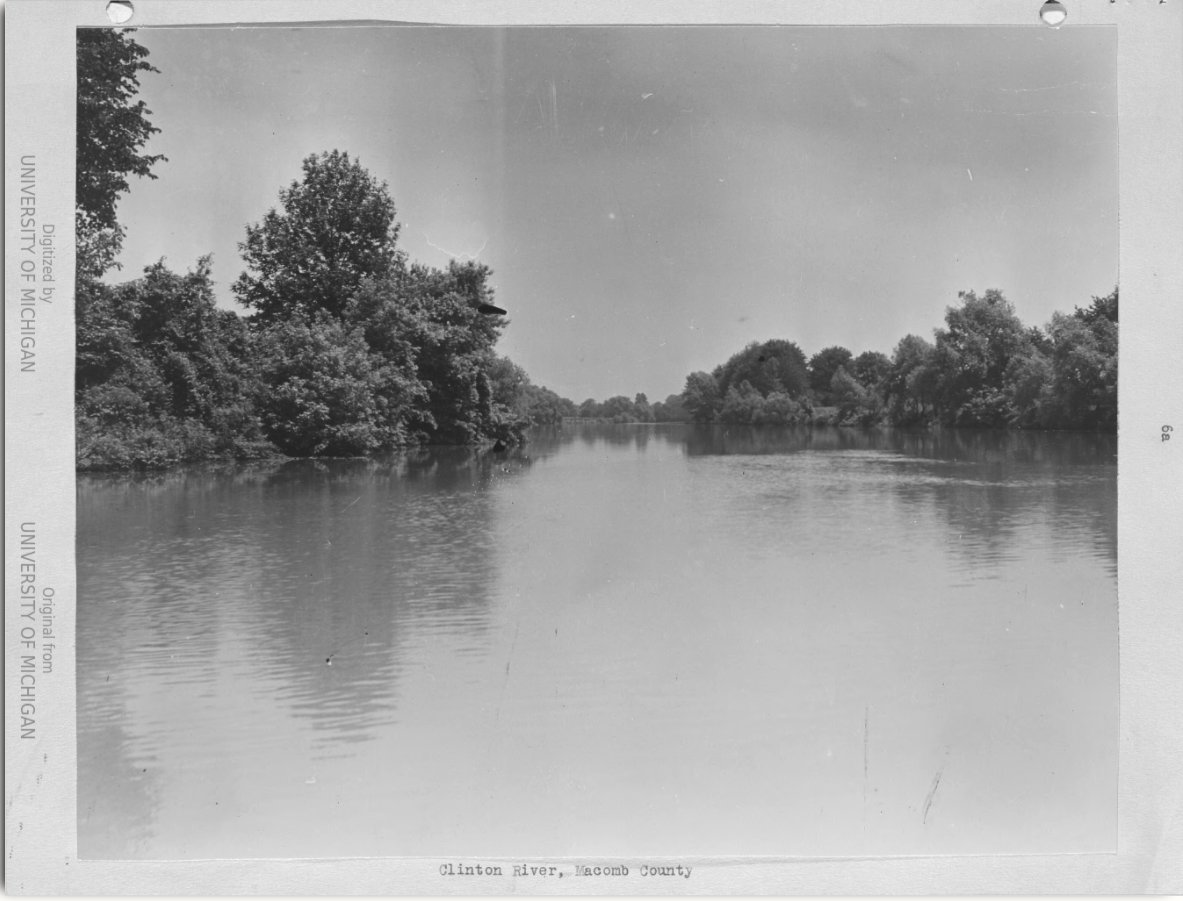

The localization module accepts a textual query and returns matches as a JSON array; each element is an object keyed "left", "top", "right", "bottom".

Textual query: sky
[{"left": 111, "top": 25, "right": 1117, "bottom": 402}]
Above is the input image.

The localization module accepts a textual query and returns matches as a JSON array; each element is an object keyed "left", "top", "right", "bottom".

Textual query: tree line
[
  {"left": 567, "top": 284, "right": 1116, "bottom": 433},
  {"left": 672, "top": 286, "right": 1116, "bottom": 431},
  {"left": 76, "top": 31, "right": 570, "bottom": 470}
]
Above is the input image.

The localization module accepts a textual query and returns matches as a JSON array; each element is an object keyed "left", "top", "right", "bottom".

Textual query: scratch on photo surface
[
  {"left": 491, "top": 620, "right": 521, "bottom": 732},
  {"left": 423, "top": 232, "right": 488, "bottom": 261},
  {"left": 922, "top": 764, "right": 945, "bottom": 824},
  {"left": 550, "top": 79, "right": 559, "bottom": 138}
]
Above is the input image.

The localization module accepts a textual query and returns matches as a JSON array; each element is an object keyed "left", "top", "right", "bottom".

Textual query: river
[{"left": 77, "top": 424, "right": 1117, "bottom": 859}]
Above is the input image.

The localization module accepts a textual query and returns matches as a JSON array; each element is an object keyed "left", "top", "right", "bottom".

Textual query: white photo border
[{"left": 5, "top": 0, "right": 1181, "bottom": 894}]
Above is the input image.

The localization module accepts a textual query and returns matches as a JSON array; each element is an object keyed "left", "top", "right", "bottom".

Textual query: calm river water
[{"left": 77, "top": 424, "right": 1117, "bottom": 859}]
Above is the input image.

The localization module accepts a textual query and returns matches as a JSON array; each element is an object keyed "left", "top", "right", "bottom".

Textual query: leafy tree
[
  {"left": 1026, "top": 325, "right": 1053, "bottom": 356},
  {"left": 233, "top": 154, "right": 531, "bottom": 448},
  {"left": 519, "top": 384, "right": 576, "bottom": 425},
  {"left": 851, "top": 351, "right": 892, "bottom": 391},
  {"left": 556, "top": 394, "right": 580, "bottom": 419},
  {"left": 1047, "top": 286, "right": 1117, "bottom": 429},
  {"left": 1075, "top": 287, "right": 1118, "bottom": 326},
  {"left": 1042, "top": 309, "right": 1117, "bottom": 429},
  {"left": 719, "top": 381, "right": 765, "bottom": 424},
  {"left": 830, "top": 366, "right": 878, "bottom": 423},
  {"left": 394, "top": 260, "right": 509, "bottom": 443},
  {"left": 716, "top": 383, "right": 807, "bottom": 425},
  {"left": 761, "top": 392, "right": 804, "bottom": 424},
  {"left": 76, "top": 258, "right": 272, "bottom": 468},
  {"left": 599, "top": 395, "right": 639, "bottom": 422},
  {"left": 76, "top": 29, "right": 166, "bottom": 277},
  {"left": 808, "top": 346, "right": 854, "bottom": 403},
  {"left": 931, "top": 289, "right": 1032, "bottom": 426},
  {"left": 951, "top": 385, "right": 1014, "bottom": 428},
  {"left": 344, "top": 276, "right": 430, "bottom": 408},
  {"left": 482, "top": 356, "right": 574, "bottom": 427},
  {"left": 682, "top": 371, "right": 722, "bottom": 422},
  {"left": 673, "top": 287, "right": 1115, "bottom": 434},
  {"left": 716, "top": 340, "right": 810, "bottom": 400},
  {"left": 653, "top": 393, "right": 689, "bottom": 422},
  {"left": 234, "top": 150, "right": 402, "bottom": 323},
  {"left": 1002, "top": 345, "right": 1053, "bottom": 428},
  {"left": 254, "top": 312, "right": 411, "bottom": 456},
  {"left": 633, "top": 393, "right": 655, "bottom": 423},
  {"left": 885, "top": 334, "right": 937, "bottom": 424},
  {"left": 486, "top": 356, "right": 531, "bottom": 413}
]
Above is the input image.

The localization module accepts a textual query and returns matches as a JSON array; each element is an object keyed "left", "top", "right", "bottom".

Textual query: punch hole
[
  {"left": 1039, "top": 1, "right": 1067, "bottom": 26},
  {"left": 106, "top": 0, "right": 134, "bottom": 24}
]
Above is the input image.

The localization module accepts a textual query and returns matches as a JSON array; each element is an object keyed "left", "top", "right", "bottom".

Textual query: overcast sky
[{"left": 111, "top": 25, "right": 1117, "bottom": 402}]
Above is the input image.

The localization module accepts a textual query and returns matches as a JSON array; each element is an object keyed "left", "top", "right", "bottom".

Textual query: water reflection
[
  {"left": 681, "top": 425, "right": 1116, "bottom": 575},
  {"left": 78, "top": 450, "right": 533, "bottom": 856},
  {"left": 683, "top": 422, "right": 1116, "bottom": 466},
  {"left": 78, "top": 425, "right": 1117, "bottom": 859}
]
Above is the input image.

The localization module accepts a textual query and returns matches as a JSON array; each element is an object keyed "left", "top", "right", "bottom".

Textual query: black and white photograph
[{"left": 5, "top": 1, "right": 1183, "bottom": 894}]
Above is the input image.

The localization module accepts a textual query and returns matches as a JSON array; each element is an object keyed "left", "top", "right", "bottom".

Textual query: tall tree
[
  {"left": 931, "top": 289, "right": 1032, "bottom": 426},
  {"left": 850, "top": 351, "right": 892, "bottom": 391},
  {"left": 633, "top": 392, "right": 655, "bottom": 422},
  {"left": 682, "top": 371, "right": 722, "bottom": 422},
  {"left": 807, "top": 346, "right": 854, "bottom": 403},
  {"left": 76, "top": 28, "right": 166, "bottom": 278},
  {"left": 885, "top": 334, "right": 937, "bottom": 424},
  {"left": 716, "top": 339, "right": 810, "bottom": 400},
  {"left": 1042, "top": 306, "right": 1117, "bottom": 430},
  {"left": 234, "top": 150, "right": 402, "bottom": 323},
  {"left": 371, "top": 260, "right": 509, "bottom": 443}
]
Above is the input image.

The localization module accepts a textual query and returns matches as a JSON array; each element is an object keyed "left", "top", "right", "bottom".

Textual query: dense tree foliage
[
  {"left": 681, "top": 371, "right": 722, "bottom": 423},
  {"left": 808, "top": 346, "right": 854, "bottom": 405},
  {"left": 677, "top": 287, "right": 1117, "bottom": 432},
  {"left": 671, "top": 340, "right": 811, "bottom": 425},
  {"left": 394, "top": 261, "right": 510, "bottom": 443},
  {"left": 884, "top": 334, "right": 938, "bottom": 425},
  {"left": 716, "top": 382, "right": 806, "bottom": 425},
  {"left": 76, "top": 29, "right": 166, "bottom": 277},
  {"left": 830, "top": 367, "right": 878, "bottom": 424},
  {"left": 252, "top": 312, "right": 420, "bottom": 456},
  {"left": 518, "top": 385, "right": 579, "bottom": 424},
  {"left": 568, "top": 392, "right": 672, "bottom": 423},
  {"left": 928, "top": 289, "right": 1031, "bottom": 426},
  {"left": 851, "top": 351, "right": 892, "bottom": 392},
  {"left": 1040, "top": 291, "right": 1118, "bottom": 429},
  {"left": 76, "top": 258, "right": 272, "bottom": 468},
  {"left": 74, "top": 40, "right": 572, "bottom": 469},
  {"left": 234, "top": 151, "right": 403, "bottom": 323},
  {"left": 716, "top": 339, "right": 810, "bottom": 400},
  {"left": 652, "top": 393, "right": 689, "bottom": 422}
]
